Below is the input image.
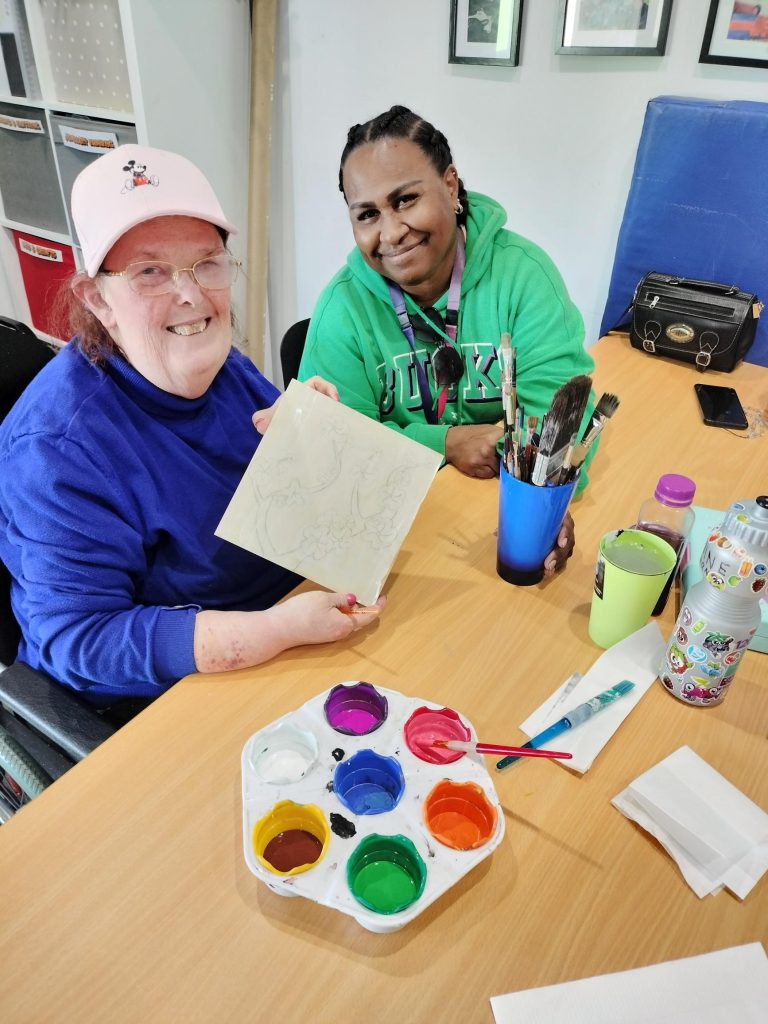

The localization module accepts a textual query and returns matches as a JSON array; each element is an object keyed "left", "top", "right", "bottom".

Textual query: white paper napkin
[
  {"left": 490, "top": 943, "right": 768, "bottom": 1023},
  {"left": 613, "top": 746, "right": 768, "bottom": 899},
  {"left": 517, "top": 621, "right": 666, "bottom": 773}
]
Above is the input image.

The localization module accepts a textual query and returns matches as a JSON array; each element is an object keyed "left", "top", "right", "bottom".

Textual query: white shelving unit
[{"left": 0, "top": 0, "right": 251, "bottom": 343}]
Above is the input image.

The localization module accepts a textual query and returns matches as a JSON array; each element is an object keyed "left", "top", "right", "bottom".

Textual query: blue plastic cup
[{"left": 496, "top": 470, "right": 578, "bottom": 586}]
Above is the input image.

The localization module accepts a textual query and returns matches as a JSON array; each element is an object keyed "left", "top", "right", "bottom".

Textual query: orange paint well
[{"left": 423, "top": 780, "right": 497, "bottom": 851}]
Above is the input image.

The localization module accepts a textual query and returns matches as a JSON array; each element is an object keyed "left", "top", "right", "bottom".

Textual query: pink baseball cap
[{"left": 71, "top": 144, "right": 238, "bottom": 277}]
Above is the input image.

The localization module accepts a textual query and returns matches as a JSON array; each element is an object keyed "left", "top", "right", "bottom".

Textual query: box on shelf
[
  {"left": 12, "top": 229, "right": 74, "bottom": 340},
  {"left": 0, "top": 100, "right": 67, "bottom": 233},
  {"left": 50, "top": 113, "right": 137, "bottom": 243}
]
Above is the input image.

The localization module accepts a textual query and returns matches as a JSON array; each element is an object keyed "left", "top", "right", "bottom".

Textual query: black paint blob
[
  {"left": 330, "top": 813, "right": 356, "bottom": 839},
  {"left": 331, "top": 748, "right": 345, "bottom": 762}
]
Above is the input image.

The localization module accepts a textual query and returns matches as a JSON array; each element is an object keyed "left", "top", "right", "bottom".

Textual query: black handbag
[{"left": 614, "top": 272, "right": 762, "bottom": 372}]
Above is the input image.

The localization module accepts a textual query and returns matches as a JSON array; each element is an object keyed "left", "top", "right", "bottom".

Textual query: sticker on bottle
[
  {"left": 702, "top": 632, "right": 733, "bottom": 657},
  {"left": 668, "top": 644, "right": 692, "bottom": 674}
]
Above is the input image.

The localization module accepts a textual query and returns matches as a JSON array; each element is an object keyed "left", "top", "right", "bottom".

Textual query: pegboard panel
[{"left": 37, "top": 0, "right": 131, "bottom": 111}]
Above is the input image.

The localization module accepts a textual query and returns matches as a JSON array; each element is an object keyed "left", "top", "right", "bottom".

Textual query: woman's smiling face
[
  {"left": 88, "top": 215, "right": 232, "bottom": 398},
  {"left": 342, "top": 138, "right": 459, "bottom": 307}
]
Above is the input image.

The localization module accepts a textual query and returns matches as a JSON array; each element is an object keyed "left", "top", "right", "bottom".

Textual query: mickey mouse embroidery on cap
[{"left": 121, "top": 159, "right": 159, "bottom": 193}]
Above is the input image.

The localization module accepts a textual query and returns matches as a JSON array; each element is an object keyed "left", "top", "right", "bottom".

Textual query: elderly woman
[
  {"left": 299, "top": 105, "right": 597, "bottom": 574},
  {"left": 0, "top": 145, "right": 383, "bottom": 711}
]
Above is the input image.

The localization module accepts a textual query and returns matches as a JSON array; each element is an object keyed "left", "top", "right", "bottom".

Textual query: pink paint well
[{"left": 403, "top": 706, "right": 471, "bottom": 765}]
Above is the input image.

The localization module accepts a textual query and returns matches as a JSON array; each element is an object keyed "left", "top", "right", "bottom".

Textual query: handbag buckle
[
  {"left": 695, "top": 351, "right": 711, "bottom": 369},
  {"left": 643, "top": 339, "right": 656, "bottom": 354}
]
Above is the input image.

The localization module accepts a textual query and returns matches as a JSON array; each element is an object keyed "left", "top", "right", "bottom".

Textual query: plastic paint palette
[{"left": 241, "top": 682, "right": 505, "bottom": 933}]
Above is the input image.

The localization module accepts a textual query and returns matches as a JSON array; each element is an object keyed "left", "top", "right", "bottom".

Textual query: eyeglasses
[
  {"left": 412, "top": 306, "right": 464, "bottom": 388},
  {"left": 100, "top": 254, "right": 241, "bottom": 295}
]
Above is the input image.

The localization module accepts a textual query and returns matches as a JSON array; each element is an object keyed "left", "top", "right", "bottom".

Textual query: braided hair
[{"left": 338, "top": 105, "right": 468, "bottom": 226}]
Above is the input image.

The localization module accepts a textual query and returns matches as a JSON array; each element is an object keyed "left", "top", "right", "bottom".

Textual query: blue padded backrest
[{"left": 600, "top": 96, "right": 768, "bottom": 367}]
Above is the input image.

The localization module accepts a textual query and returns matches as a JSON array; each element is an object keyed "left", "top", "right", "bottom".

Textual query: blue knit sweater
[{"left": 0, "top": 343, "right": 299, "bottom": 704}]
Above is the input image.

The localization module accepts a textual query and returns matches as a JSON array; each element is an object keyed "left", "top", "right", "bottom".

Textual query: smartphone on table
[{"left": 693, "top": 384, "right": 748, "bottom": 430}]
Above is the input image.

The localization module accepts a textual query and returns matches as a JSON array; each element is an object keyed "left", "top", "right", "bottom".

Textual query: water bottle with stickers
[{"left": 659, "top": 496, "right": 768, "bottom": 707}]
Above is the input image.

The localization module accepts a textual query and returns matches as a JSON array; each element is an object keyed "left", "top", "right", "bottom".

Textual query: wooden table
[{"left": 1, "top": 337, "right": 765, "bottom": 1023}]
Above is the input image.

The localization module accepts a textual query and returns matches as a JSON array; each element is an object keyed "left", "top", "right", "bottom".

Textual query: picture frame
[
  {"left": 700, "top": 0, "right": 768, "bottom": 68},
  {"left": 556, "top": 0, "right": 673, "bottom": 56},
  {"left": 449, "top": 0, "right": 524, "bottom": 67}
]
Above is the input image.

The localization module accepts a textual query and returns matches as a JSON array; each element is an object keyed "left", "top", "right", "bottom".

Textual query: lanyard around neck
[{"left": 386, "top": 232, "right": 465, "bottom": 425}]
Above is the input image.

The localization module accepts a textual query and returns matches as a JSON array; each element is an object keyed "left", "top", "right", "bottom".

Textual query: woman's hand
[
  {"left": 445, "top": 423, "right": 504, "bottom": 478},
  {"left": 270, "top": 590, "right": 386, "bottom": 647},
  {"left": 193, "top": 591, "right": 386, "bottom": 673},
  {"left": 543, "top": 512, "right": 575, "bottom": 577},
  {"left": 301, "top": 376, "right": 340, "bottom": 401},
  {"left": 252, "top": 376, "right": 340, "bottom": 434}
]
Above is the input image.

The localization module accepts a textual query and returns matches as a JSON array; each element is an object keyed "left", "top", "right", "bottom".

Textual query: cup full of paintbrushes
[
  {"left": 496, "top": 370, "right": 595, "bottom": 586},
  {"left": 497, "top": 471, "right": 580, "bottom": 585}
]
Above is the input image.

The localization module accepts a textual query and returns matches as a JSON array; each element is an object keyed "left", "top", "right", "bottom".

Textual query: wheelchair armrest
[{"left": 0, "top": 662, "right": 115, "bottom": 762}]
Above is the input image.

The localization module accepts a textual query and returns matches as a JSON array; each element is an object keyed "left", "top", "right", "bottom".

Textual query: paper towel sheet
[
  {"left": 613, "top": 746, "right": 768, "bottom": 899},
  {"left": 490, "top": 943, "right": 768, "bottom": 1023},
  {"left": 518, "top": 622, "right": 665, "bottom": 773}
]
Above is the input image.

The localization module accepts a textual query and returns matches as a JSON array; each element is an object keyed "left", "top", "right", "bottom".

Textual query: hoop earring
[{"left": 455, "top": 199, "right": 464, "bottom": 215}]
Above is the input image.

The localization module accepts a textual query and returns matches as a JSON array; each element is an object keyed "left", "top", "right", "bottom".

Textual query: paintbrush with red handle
[{"left": 432, "top": 740, "right": 572, "bottom": 760}]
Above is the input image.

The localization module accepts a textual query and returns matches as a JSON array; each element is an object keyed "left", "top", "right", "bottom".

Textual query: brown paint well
[{"left": 262, "top": 829, "right": 324, "bottom": 873}]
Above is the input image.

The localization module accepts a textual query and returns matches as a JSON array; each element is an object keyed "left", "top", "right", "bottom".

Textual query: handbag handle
[
  {"left": 607, "top": 271, "right": 751, "bottom": 335},
  {"left": 646, "top": 273, "right": 741, "bottom": 297}
]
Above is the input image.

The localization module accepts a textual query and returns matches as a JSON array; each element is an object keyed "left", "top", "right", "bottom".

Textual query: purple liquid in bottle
[
  {"left": 635, "top": 522, "right": 685, "bottom": 616},
  {"left": 635, "top": 474, "right": 695, "bottom": 616}
]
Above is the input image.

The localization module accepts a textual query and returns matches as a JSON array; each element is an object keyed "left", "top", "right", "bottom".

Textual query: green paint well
[
  {"left": 346, "top": 834, "right": 427, "bottom": 916},
  {"left": 350, "top": 860, "right": 420, "bottom": 914}
]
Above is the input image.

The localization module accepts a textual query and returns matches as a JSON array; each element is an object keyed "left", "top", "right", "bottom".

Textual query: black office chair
[
  {"left": 0, "top": 317, "right": 115, "bottom": 820},
  {"left": 280, "top": 318, "right": 310, "bottom": 389}
]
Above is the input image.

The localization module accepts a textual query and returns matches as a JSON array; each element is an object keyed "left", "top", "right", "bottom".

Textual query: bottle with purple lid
[{"left": 635, "top": 473, "right": 696, "bottom": 615}]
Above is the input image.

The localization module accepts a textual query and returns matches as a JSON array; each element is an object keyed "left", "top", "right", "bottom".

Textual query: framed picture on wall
[
  {"left": 449, "top": 0, "right": 524, "bottom": 66},
  {"left": 556, "top": 0, "right": 673, "bottom": 56},
  {"left": 700, "top": 1, "right": 768, "bottom": 68}
]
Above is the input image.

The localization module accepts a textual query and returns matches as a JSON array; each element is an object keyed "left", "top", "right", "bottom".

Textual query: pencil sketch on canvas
[{"left": 215, "top": 380, "right": 442, "bottom": 604}]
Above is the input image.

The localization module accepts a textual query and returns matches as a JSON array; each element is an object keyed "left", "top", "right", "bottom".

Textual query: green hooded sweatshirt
[{"left": 299, "top": 191, "right": 595, "bottom": 480}]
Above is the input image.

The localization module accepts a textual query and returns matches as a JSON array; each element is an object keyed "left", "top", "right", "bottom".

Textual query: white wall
[{"left": 267, "top": 0, "right": 768, "bottom": 383}]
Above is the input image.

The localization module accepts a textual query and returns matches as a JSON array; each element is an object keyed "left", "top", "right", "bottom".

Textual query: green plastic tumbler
[{"left": 588, "top": 528, "right": 677, "bottom": 648}]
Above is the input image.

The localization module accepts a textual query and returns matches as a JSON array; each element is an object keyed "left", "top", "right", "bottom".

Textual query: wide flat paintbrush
[
  {"left": 531, "top": 375, "right": 592, "bottom": 485},
  {"left": 567, "top": 392, "right": 620, "bottom": 478}
]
